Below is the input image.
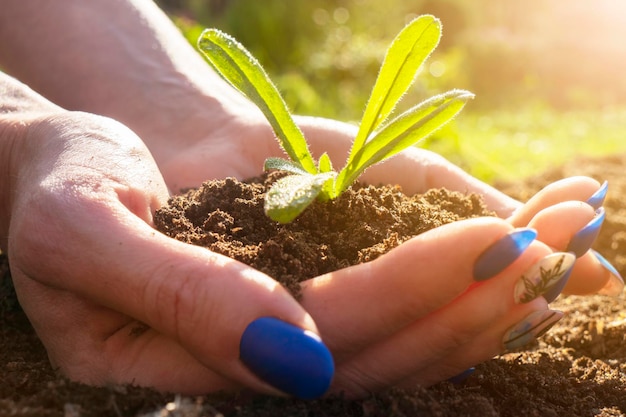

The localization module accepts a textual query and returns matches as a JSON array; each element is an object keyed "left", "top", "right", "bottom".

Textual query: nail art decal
[
  {"left": 503, "top": 309, "right": 563, "bottom": 351},
  {"left": 586, "top": 181, "right": 608, "bottom": 210},
  {"left": 567, "top": 207, "right": 605, "bottom": 257},
  {"left": 542, "top": 266, "right": 574, "bottom": 304},
  {"left": 514, "top": 253, "right": 576, "bottom": 304},
  {"left": 473, "top": 228, "right": 537, "bottom": 282}
]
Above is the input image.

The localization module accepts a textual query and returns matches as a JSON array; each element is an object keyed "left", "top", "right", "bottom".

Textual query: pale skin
[{"left": 0, "top": 0, "right": 618, "bottom": 398}]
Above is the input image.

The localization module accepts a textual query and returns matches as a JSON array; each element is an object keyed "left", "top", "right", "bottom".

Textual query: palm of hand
[{"left": 155, "top": 116, "right": 280, "bottom": 192}]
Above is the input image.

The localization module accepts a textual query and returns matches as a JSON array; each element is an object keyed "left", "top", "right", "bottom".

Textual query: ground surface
[{"left": 2, "top": 155, "right": 626, "bottom": 417}]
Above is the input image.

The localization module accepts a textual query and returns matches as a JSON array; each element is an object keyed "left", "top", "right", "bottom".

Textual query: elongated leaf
[
  {"left": 349, "top": 15, "right": 442, "bottom": 158},
  {"left": 198, "top": 29, "right": 318, "bottom": 174},
  {"left": 335, "top": 90, "right": 473, "bottom": 193},
  {"left": 264, "top": 173, "right": 335, "bottom": 223},
  {"left": 317, "top": 153, "right": 333, "bottom": 173},
  {"left": 264, "top": 157, "right": 310, "bottom": 176}
]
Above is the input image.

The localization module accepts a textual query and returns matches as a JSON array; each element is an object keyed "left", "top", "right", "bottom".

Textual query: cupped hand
[
  {"left": 300, "top": 176, "right": 616, "bottom": 397},
  {"left": 6, "top": 111, "right": 333, "bottom": 398}
]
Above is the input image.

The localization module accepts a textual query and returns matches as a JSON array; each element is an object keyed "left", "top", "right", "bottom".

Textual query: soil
[
  {"left": 2, "top": 155, "right": 626, "bottom": 417},
  {"left": 152, "top": 171, "right": 494, "bottom": 298}
]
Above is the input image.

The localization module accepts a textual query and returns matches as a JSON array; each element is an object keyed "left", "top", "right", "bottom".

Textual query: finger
[
  {"left": 563, "top": 250, "right": 624, "bottom": 295},
  {"left": 11, "top": 190, "right": 333, "bottom": 398},
  {"left": 11, "top": 276, "right": 240, "bottom": 394},
  {"left": 508, "top": 176, "right": 604, "bottom": 227},
  {"left": 525, "top": 201, "right": 599, "bottom": 254},
  {"left": 329, "top": 243, "right": 565, "bottom": 396},
  {"left": 522, "top": 201, "right": 618, "bottom": 295},
  {"left": 398, "top": 302, "right": 560, "bottom": 389},
  {"left": 300, "top": 217, "right": 536, "bottom": 360},
  {"left": 589, "top": 250, "right": 624, "bottom": 296},
  {"left": 362, "top": 148, "right": 522, "bottom": 217}
]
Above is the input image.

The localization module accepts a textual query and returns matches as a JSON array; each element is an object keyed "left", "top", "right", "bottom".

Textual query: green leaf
[
  {"left": 317, "top": 153, "right": 335, "bottom": 201},
  {"left": 317, "top": 153, "right": 333, "bottom": 173},
  {"left": 264, "top": 157, "right": 310, "bottom": 175},
  {"left": 264, "top": 173, "right": 335, "bottom": 223},
  {"left": 198, "top": 29, "right": 318, "bottom": 174},
  {"left": 336, "top": 90, "right": 473, "bottom": 192},
  {"left": 349, "top": 15, "right": 442, "bottom": 158}
]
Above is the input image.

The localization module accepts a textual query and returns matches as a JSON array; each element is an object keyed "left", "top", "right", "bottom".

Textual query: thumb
[{"left": 14, "top": 189, "right": 334, "bottom": 399}]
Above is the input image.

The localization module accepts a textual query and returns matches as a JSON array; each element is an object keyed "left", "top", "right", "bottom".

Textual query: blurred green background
[{"left": 156, "top": 0, "right": 626, "bottom": 183}]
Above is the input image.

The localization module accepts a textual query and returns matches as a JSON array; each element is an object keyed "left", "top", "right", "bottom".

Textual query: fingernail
[
  {"left": 514, "top": 253, "right": 576, "bottom": 304},
  {"left": 240, "top": 317, "right": 335, "bottom": 399},
  {"left": 473, "top": 228, "right": 537, "bottom": 281},
  {"left": 503, "top": 309, "right": 563, "bottom": 350},
  {"left": 592, "top": 250, "right": 625, "bottom": 296},
  {"left": 586, "top": 181, "right": 608, "bottom": 209},
  {"left": 447, "top": 367, "right": 475, "bottom": 384},
  {"left": 566, "top": 207, "right": 605, "bottom": 257}
]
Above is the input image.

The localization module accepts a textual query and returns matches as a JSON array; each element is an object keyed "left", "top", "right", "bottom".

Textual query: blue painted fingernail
[
  {"left": 240, "top": 317, "right": 334, "bottom": 399},
  {"left": 592, "top": 250, "right": 625, "bottom": 296},
  {"left": 473, "top": 228, "right": 537, "bottom": 281},
  {"left": 448, "top": 367, "right": 475, "bottom": 384},
  {"left": 566, "top": 207, "right": 605, "bottom": 257},
  {"left": 586, "top": 181, "right": 608, "bottom": 209}
]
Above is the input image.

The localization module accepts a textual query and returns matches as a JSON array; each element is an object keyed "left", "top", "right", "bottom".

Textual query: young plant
[{"left": 197, "top": 15, "right": 473, "bottom": 223}]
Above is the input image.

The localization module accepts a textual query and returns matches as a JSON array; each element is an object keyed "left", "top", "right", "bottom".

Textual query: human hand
[
  {"left": 353, "top": 141, "right": 620, "bottom": 297},
  {"left": 5, "top": 111, "right": 335, "bottom": 399},
  {"left": 294, "top": 174, "right": 618, "bottom": 397},
  {"left": 506, "top": 177, "right": 621, "bottom": 296}
]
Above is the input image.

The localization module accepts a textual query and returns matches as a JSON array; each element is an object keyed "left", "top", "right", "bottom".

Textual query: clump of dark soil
[
  {"left": 153, "top": 171, "right": 493, "bottom": 296},
  {"left": 2, "top": 155, "right": 626, "bottom": 417}
]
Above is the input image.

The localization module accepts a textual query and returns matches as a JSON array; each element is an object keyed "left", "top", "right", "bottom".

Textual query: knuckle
[{"left": 333, "top": 363, "right": 382, "bottom": 398}]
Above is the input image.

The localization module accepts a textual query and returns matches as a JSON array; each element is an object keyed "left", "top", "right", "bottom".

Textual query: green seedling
[{"left": 198, "top": 15, "right": 473, "bottom": 223}]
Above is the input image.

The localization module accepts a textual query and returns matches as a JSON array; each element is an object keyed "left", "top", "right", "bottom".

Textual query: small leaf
[
  {"left": 336, "top": 90, "right": 473, "bottom": 192},
  {"left": 364, "top": 90, "right": 473, "bottom": 163},
  {"left": 317, "top": 153, "right": 335, "bottom": 201},
  {"left": 264, "top": 157, "right": 310, "bottom": 175},
  {"left": 264, "top": 173, "right": 335, "bottom": 223},
  {"left": 317, "top": 153, "right": 333, "bottom": 173},
  {"left": 349, "top": 15, "right": 441, "bottom": 158},
  {"left": 198, "top": 29, "right": 318, "bottom": 174}
]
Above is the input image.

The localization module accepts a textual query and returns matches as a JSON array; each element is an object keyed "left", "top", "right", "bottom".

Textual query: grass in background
[
  {"left": 425, "top": 104, "right": 626, "bottom": 183},
  {"left": 168, "top": 3, "right": 626, "bottom": 185}
]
